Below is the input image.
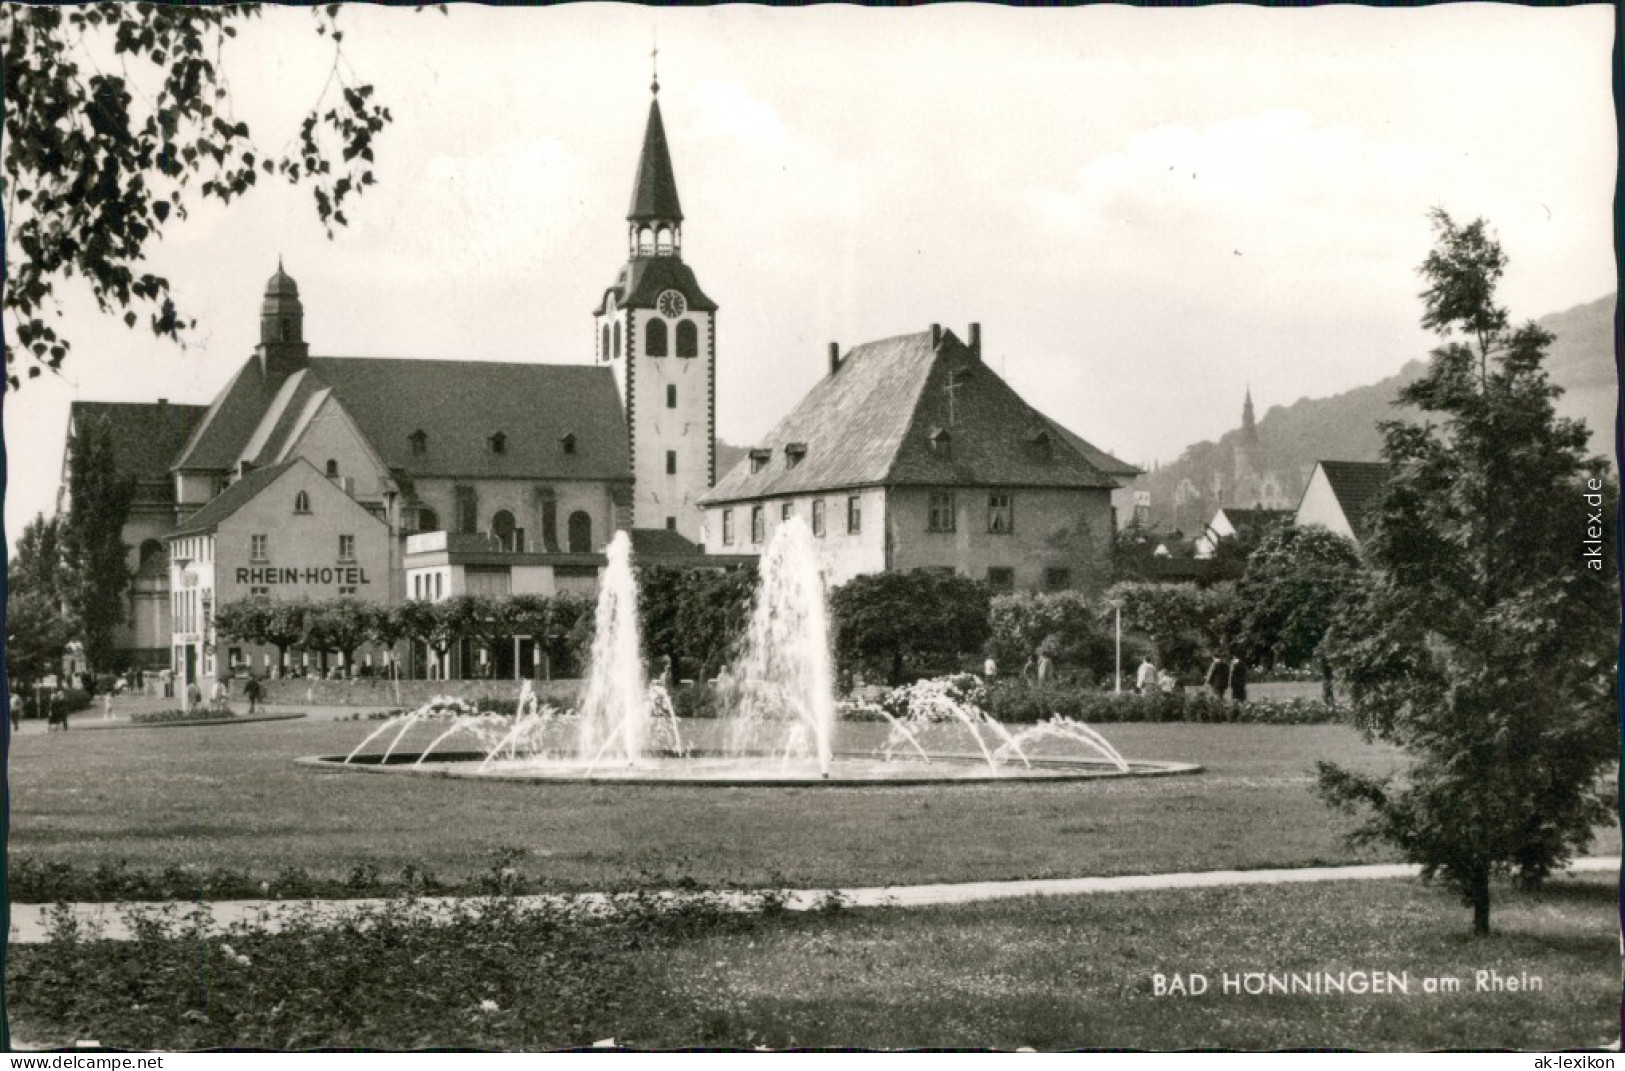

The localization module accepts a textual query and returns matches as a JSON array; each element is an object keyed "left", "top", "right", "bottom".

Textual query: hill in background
[{"left": 1134, "top": 294, "right": 1616, "bottom": 532}]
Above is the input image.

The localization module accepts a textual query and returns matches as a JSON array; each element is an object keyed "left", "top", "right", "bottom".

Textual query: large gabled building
[{"left": 698, "top": 324, "right": 1130, "bottom": 592}]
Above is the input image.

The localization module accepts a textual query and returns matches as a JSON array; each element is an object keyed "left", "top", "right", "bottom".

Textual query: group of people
[
  {"left": 10, "top": 687, "right": 73, "bottom": 732},
  {"left": 1133, "top": 658, "right": 1181, "bottom": 695},
  {"left": 1204, "top": 655, "right": 1249, "bottom": 703},
  {"left": 979, "top": 655, "right": 1061, "bottom": 684}
]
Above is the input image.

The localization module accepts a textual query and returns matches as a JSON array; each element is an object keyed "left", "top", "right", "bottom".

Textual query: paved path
[{"left": 9, "top": 857, "right": 1615, "bottom": 945}]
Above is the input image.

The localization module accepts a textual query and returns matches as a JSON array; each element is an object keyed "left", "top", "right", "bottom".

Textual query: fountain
[{"left": 309, "top": 521, "right": 1199, "bottom": 784}]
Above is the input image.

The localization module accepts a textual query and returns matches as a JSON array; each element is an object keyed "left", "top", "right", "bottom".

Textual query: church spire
[
  {"left": 1241, "top": 385, "right": 1257, "bottom": 443},
  {"left": 627, "top": 81, "right": 683, "bottom": 230}
]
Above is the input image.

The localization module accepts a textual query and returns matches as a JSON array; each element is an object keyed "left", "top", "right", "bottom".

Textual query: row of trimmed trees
[{"left": 211, "top": 567, "right": 764, "bottom": 683}]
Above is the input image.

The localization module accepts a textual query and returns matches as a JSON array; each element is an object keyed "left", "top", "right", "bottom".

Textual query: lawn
[
  {"left": 6, "top": 717, "right": 1617, "bottom": 895},
  {"left": 6, "top": 874, "right": 1615, "bottom": 1050}
]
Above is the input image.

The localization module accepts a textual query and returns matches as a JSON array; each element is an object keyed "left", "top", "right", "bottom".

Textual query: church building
[{"left": 60, "top": 75, "right": 721, "bottom": 686}]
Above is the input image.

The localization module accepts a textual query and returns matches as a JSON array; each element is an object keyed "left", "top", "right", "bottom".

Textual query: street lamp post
[{"left": 1110, "top": 600, "right": 1123, "bottom": 694}]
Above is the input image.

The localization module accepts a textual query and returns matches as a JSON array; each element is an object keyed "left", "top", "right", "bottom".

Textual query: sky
[{"left": 4, "top": 3, "right": 1617, "bottom": 553}]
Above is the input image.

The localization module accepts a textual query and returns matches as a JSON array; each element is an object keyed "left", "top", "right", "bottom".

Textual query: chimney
[
  {"left": 968, "top": 323, "right": 981, "bottom": 358},
  {"left": 828, "top": 342, "right": 841, "bottom": 376},
  {"left": 930, "top": 323, "right": 942, "bottom": 347}
]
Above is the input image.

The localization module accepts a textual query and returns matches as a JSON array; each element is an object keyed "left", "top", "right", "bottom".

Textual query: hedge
[{"left": 980, "top": 681, "right": 1339, "bottom": 725}]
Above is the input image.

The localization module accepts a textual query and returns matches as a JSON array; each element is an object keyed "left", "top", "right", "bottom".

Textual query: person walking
[
  {"left": 1229, "top": 657, "right": 1248, "bottom": 704},
  {"left": 9, "top": 690, "right": 22, "bottom": 733},
  {"left": 50, "top": 689, "right": 69, "bottom": 732},
  {"left": 244, "top": 675, "right": 263, "bottom": 716},
  {"left": 983, "top": 656, "right": 997, "bottom": 681},
  {"left": 186, "top": 681, "right": 202, "bottom": 710},
  {"left": 1036, "top": 652, "right": 1053, "bottom": 684},
  {"left": 1205, "top": 657, "right": 1229, "bottom": 698},
  {"left": 1135, "top": 657, "right": 1157, "bottom": 694}
]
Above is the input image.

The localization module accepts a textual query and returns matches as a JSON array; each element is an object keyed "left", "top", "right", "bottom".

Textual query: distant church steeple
[
  {"left": 257, "top": 259, "right": 309, "bottom": 380},
  {"left": 1241, "top": 385, "right": 1258, "bottom": 444}
]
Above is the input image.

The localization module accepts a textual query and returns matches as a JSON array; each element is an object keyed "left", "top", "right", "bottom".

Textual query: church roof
[
  {"left": 628, "top": 96, "right": 683, "bottom": 223},
  {"left": 169, "top": 458, "right": 301, "bottom": 537},
  {"left": 702, "top": 328, "right": 1118, "bottom": 505},
  {"left": 597, "top": 255, "right": 718, "bottom": 314},
  {"left": 176, "top": 357, "right": 631, "bottom": 483},
  {"left": 68, "top": 401, "right": 208, "bottom": 487},
  {"left": 1314, "top": 460, "right": 1390, "bottom": 542}
]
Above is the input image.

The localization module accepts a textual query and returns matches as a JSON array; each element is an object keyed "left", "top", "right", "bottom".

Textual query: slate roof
[
  {"left": 168, "top": 458, "right": 300, "bottom": 537},
  {"left": 1037, "top": 412, "right": 1141, "bottom": 479},
  {"left": 175, "top": 357, "right": 632, "bottom": 483},
  {"left": 629, "top": 527, "right": 703, "bottom": 558},
  {"left": 596, "top": 256, "right": 718, "bottom": 314},
  {"left": 628, "top": 96, "right": 683, "bottom": 223},
  {"left": 1218, "top": 506, "right": 1294, "bottom": 539},
  {"left": 1316, "top": 460, "right": 1391, "bottom": 542},
  {"left": 68, "top": 401, "right": 207, "bottom": 490},
  {"left": 701, "top": 328, "right": 1119, "bottom": 505}
]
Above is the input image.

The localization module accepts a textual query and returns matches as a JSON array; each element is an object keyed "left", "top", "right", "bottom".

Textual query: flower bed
[{"left": 130, "top": 707, "right": 239, "bottom": 725}]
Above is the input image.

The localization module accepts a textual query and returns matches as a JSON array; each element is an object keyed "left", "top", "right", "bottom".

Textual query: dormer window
[
  {"left": 749, "top": 448, "right": 772, "bottom": 474},
  {"left": 930, "top": 427, "right": 953, "bottom": 460},
  {"left": 1026, "top": 429, "right": 1053, "bottom": 462},
  {"left": 325, "top": 459, "right": 339, "bottom": 478},
  {"left": 409, "top": 430, "right": 427, "bottom": 457},
  {"left": 561, "top": 433, "right": 578, "bottom": 455},
  {"left": 784, "top": 443, "right": 807, "bottom": 469},
  {"left": 489, "top": 432, "right": 507, "bottom": 455}
]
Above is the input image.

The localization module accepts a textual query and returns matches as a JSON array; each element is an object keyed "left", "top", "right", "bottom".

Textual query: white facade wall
[{"left": 1293, "top": 467, "right": 1355, "bottom": 542}]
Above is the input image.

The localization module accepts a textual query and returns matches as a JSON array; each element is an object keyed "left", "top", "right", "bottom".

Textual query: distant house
[
  {"left": 1294, "top": 461, "right": 1390, "bottom": 545},
  {"left": 699, "top": 324, "right": 1130, "bottom": 592},
  {"left": 1194, "top": 506, "right": 1294, "bottom": 559}
]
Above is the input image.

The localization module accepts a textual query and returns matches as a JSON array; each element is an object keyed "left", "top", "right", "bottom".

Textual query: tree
[
  {"left": 7, "top": 513, "right": 73, "bottom": 692},
  {"left": 986, "top": 591, "right": 1113, "bottom": 678},
  {"left": 830, "top": 571, "right": 990, "bottom": 685},
  {"left": 1316, "top": 209, "right": 1618, "bottom": 936},
  {"left": 675, "top": 569, "right": 758, "bottom": 679},
  {"left": 11, "top": 513, "right": 65, "bottom": 604},
  {"left": 2, "top": 3, "right": 403, "bottom": 387},
  {"left": 305, "top": 598, "right": 376, "bottom": 673},
  {"left": 261, "top": 599, "right": 311, "bottom": 676},
  {"left": 59, "top": 418, "right": 135, "bottom": 672},
  {"left": 1235, "top": 525, "right": 1364, "bottom": 703},
  {"left": 1103, "top": 581, "right": 1209, "bottom": 672}
]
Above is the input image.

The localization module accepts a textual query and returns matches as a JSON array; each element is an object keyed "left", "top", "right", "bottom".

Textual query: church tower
[
  {"left": 594, "top": 71, "right": 718, "bottom": 543},
  {"left": 257, "top": 260, "right": 309, "bottom": 381},
  {"left": 1231, "top": 386, "right": 1261, "bottom": 507}
]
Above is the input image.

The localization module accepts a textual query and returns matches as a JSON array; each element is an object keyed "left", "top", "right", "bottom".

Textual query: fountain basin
[{"left": 299, "top": 750, "right": 1202, "bottom": 786}]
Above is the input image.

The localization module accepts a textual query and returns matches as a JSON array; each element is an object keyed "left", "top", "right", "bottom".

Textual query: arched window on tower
[
  {"left": 567, "top": 511, "right": 593, "bottom": 553},
  {"left": 612, "top": 320, "right": 622, "bottom": 359},
  {"left": 656, "top": 226, "right": 672, "bottom": 256},
  {"left": 676, "top": 320, "right": 698, "bottom": 358},
  {"left": 645, "top": 319, "right": 668, "bottom": 357},
  {"left": 601, "top": 323, "right": 610, "bottom": 360},
  {"left": 638, "top": 227, "right": 653, "bottom": 255}
]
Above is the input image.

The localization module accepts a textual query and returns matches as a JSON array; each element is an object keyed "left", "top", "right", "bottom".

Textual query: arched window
[
  {"left": 492, "top": 510, "right": 517, "bottom": 552},
  {"left": 567, "top": 511, "right": 593, "bottom": 553},
  {"left": 489, "top": 432, "right": 507, "bottom": 455},
  {"left": 656, "top": 226, "right": 672, "bottom": 255},
  {"left": 645, "top": 318, "right": 668, "bottom": 357},
  {"left": 418, "top": 507, "right": 439, "bottom": 532},
  {"left": 294, "top": 490, "right": 311, "bottom": 514},
  {"left": 409, "top": 430, "right": 427, "bottom": 456},
  {"left": 601, "top": 324, "right": 610, "bottom": 360},
  {"left": 325, "top": 459, "right": 339, "bottom": 478},
  {"left": 612, "top": 320, "right": 621, "bottom": 359},
  {"left": 676, "top": 320, "right": 698, "bottom": 358},
  {"left": 638, "top": 227, "right": 653, "bottom": 255},
  {"left": 138, "top": 539, "right": 165, "bottom": 575}
]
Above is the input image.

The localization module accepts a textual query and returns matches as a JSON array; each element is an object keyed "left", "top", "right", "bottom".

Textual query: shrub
[
  {"left": 129, "top": 707, "right": 238, "bottom": 725},
  {"left": 980, "top": 681, "right": 1339, "bottom": 725}
]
